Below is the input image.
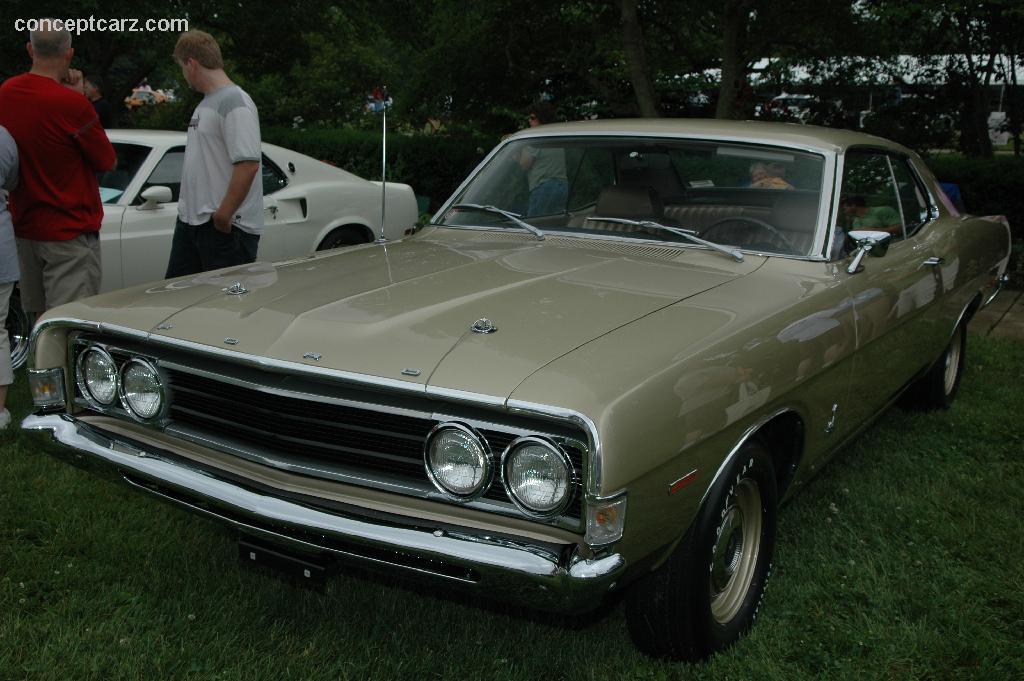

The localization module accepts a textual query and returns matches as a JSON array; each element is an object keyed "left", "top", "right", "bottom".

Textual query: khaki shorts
[
  {"left": 0, "top": 282, "right": 13, "bottom": 385},
  {"left": 16, "top": 233, "right": 101, "bottom": 313}
]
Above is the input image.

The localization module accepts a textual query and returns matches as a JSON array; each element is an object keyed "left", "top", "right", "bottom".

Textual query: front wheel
[{"left": 626, "top": 438, "right": 778, "bottom": 661}]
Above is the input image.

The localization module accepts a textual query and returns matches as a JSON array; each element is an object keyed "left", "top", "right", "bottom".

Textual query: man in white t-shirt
[{"left": 165, "top": 30, "right": 262, "bottom": 277}]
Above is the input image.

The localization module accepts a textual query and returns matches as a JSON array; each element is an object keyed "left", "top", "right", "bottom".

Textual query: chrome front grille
[{"left": 161, "top": 366, "right": 585, "bottom": 522}]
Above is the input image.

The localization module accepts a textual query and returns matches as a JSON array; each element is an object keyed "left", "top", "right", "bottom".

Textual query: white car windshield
[{"left": 442, "top": 136, "right": 826, "bottom": 258}]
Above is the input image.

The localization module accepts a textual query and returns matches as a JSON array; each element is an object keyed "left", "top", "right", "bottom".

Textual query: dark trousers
[{"left": 165, "top": 218, "right": 260, "bottom": 278}]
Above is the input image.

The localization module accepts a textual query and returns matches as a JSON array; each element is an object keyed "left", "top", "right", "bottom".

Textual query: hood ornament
[
  {"left": 225, "top": 281, "right": 249, "bottom": 296},
  {"left": 471, "top": 318, "right": 498, "bottom": 334},
  {"left": 224, "top": 338, "right": 239, "bottom": 345},
  {"left": 303, "top": 352, "right": 322, "bottom": 361}
]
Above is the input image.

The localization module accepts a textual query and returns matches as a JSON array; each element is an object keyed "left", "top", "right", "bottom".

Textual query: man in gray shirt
[
  {"left": 0, "top": 126, "right": 19, "bottom": 429},
  {"left": 165, "top": 30, "right": 262, "bottom": 277},
  {"left": 518, "top": 101, "right": 567, "bottom": 217}
]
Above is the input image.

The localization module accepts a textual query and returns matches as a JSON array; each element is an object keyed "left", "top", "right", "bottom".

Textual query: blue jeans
[{"left": 527, "top": 179, "right": 568, "bottom": 217}]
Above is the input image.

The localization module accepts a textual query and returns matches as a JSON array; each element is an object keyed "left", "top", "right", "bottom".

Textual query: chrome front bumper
[{"left": 22, "top": 413, "right": 625, "bottom": 612}]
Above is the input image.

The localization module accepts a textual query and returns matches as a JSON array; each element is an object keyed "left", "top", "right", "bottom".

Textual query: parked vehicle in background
[
  {"left": 5, "top": 129, "right": 418, "bottom": 369},
  {"left": 763, "top": 92, "right": 819, "bottom": 122},
  {"left": 123, "top": 88, "right": 175, "bottom": 110},
  {"left": 22, "top": 120, "right": 1011, "bottom": 661}
]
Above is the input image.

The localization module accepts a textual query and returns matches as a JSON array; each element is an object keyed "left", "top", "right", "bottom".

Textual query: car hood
[{"left": 58, "top": 228, "right": 763, "bottom": 399}]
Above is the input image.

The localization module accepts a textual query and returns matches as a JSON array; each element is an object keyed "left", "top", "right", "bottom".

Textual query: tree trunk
[
  {"left": 716, "top": 0, "right": 752, "bottom": 119},
  {"left": 620, "top": 0, "right": 660, "bottom": 117},
  {"left": 952, "top": 14, "right": 994, "bottom": 158}
]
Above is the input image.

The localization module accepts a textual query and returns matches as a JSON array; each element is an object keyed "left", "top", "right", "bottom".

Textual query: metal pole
[{"left": 377, "top": 107, "right": 388, "bottom": 243}]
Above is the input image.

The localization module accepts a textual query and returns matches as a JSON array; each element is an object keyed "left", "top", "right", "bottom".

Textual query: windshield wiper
[
  {"left": 584, "top": 216, "right": 743, "bottom": 262},
  {"left": 449, "top": 203, "right": 545, "bottom": 241}
]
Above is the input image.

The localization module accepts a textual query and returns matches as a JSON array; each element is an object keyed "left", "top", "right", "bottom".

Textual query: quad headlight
[
  {"left": 118, "top": 359, "right": 164, "bottom": 420},
  {"left": 75, "top": 347, "right": 118, "bottom": 407},
  {"left": 424, "top": 423, "right": 493, "bottom": 500},
  {"left": 75, "top": 344, "right": 165, "bottom": 422},
  {"left": 502, "top": 437, "right": 574, "bottom": 516}
]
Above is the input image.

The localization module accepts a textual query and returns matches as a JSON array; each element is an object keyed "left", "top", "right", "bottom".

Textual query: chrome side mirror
[
  {"left": 846, "top": 230, "right": 892, "bottom": 274},
  {"left": 138, "top": 185, "right": 172, "bottom": 210}
]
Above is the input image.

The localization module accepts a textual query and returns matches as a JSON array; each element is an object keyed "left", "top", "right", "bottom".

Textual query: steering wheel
[{"left": 699, "top": 216, "right": 797, "bottom": 254}]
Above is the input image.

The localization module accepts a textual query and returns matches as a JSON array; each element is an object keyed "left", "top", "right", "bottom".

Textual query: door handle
[{"left": 922, "top": 257, "right": 944, "bottom": 267}]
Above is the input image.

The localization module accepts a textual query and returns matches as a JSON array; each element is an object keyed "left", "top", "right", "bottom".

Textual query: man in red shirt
[{"left": 0, "top": 20, "right": 116, "bottom": 316}]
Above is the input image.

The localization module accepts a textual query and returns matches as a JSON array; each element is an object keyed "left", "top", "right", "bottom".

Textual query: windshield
[{"left": 441, "top": 136, "right": 826, "bottom": 257}]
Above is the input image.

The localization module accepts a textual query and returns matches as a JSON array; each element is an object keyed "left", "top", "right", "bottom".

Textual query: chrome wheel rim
[
  {"left": 710, "top": 478, "right": 762, "bottom": 624},
  {"left": 943, "top": 327, "right": 962, "bottom": 396},
  {"left": 5, "top": 302, "right": 30, "bottom": 370}
]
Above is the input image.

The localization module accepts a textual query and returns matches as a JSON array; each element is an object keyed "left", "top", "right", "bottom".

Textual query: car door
[
  {"left": 98, "top": 142, "right": 157, "bottom": 292},
  {"left": 118, "top": 146, "right": 184, "bottom": 288},
  {"left": 251, "top": 154, "right": 294, "bottom": 262},
  {"left": 835, "top": 149, "right": 946, "bottom": 426}
]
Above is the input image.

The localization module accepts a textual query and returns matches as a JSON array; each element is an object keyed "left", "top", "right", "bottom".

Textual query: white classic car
[{"left": 5, "top": 129, "right": 419, "bottom": 368}]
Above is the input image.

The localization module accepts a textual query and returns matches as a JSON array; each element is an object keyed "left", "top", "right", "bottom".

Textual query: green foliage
[
  {"left": 263, "top": 126, "right": 498, "bottom": 211},
  {"left": 926, "top": 155, "right": 1024, "bottom": 244}
]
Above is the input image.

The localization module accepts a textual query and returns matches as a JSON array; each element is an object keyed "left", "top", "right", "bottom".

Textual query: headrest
[
  {"left": 595, "top": 185, "right": 664, "bottom": 220},
  {"left": 772, "top": 194, "right": 819, "bottom": 232}
]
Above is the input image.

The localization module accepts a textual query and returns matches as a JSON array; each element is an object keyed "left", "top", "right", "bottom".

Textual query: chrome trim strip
[
  {"left": 700, "top": 407, "right": 800, "bottom": 506},
  {"left": 984, "top": 273, "right": 1008, "bottom": 307},
  {"left": 22, "top": 413, "right": 626, "bottom": 610}
]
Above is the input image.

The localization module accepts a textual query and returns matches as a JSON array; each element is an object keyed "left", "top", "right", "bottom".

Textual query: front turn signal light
[
  {"left": 585, "top": 495, "right": 627, "bottom": 547},
  {"left": 28, "top": 368, "right": 66, "bottom": 409}
]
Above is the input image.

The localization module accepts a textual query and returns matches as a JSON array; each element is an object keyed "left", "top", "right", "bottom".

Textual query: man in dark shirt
[{"left": 85, "top": 76, "right": 116, "bottom": 129}]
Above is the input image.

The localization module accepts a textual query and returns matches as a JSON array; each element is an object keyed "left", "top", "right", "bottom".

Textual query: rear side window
[{"left": 889, "top": 157, "right": 930, "bottom": 235}]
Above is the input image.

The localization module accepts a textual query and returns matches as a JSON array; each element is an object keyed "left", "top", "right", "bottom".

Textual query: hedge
[
  {"left": 926, "top": 155, "right": 1024, "bottom": 242},
  {"left": 262, "top": 127, "right": 499, "bottom": 213}
]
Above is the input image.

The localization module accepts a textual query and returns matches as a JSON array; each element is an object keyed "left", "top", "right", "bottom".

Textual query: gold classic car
[{"left": 22, "top": 120, "right": 1011, "bottom": 661}]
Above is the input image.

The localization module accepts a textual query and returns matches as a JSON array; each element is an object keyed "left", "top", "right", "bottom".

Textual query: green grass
[{"left": 2, "top": 335, "right": 1023, "bottom": 680}]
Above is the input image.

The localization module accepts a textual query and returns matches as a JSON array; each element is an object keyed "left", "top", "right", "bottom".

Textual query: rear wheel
[
  {"left": 6, "top": 287, "right": 30, "bottom": 371},
  {"left": 316, "top": 226, "right": 367, "bottom": 251},
  {"left": 626, "top": 438, "right": 778, "bottom": 661},
  {"left": 904, "top": 323, "right": 965, "bottom": 410}
]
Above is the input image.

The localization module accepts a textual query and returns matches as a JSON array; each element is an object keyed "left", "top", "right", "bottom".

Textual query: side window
[
  {"left": 138, "top": 146, "right": 184, "bottom": 203},
  {"left": 889, "top": 156, "right": 929, "bottom": 236},
  {"left": 839, "top": 151, "right": 904, "bottom": 248},
  {"left": 262, "top": 154, "right": 287, "bottom": 196}
]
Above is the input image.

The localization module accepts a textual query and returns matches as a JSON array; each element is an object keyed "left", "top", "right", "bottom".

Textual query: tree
[{"left": 620, "top": 0, "right": 660, "bottom": 117}]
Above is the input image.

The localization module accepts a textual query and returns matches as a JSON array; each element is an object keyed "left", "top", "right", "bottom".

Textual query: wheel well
[
  {"left": 961, "top": 292, "right": 984, "bottom": 326},
  {"left": 319, "top": 224, "right": 372, "bottom": 249},
  {"left": 755, "top": 411, "right": 804, "bottom": 496}
]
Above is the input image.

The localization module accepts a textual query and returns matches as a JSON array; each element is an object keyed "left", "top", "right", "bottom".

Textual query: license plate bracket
[{"left": 238, "top": 538, "right": 329, "bottom": 583}]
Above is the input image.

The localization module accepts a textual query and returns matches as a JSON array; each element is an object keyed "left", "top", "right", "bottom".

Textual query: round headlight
[
  {"left": 503, "top": 437, "right": 573, "bottom": 516},
  {"left": 76, "top": 347, "right": 118, "bottom": 406},
  {"left": 118, "top": 359, "right": 164, "bottom": 420},
  {"left": 425, "top": 423, "right": 492, "bottom": 500}
]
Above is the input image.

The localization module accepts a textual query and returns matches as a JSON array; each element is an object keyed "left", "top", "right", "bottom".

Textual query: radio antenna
[{"left": 377, "top": 105, "right": 388, "bottom": 244}]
